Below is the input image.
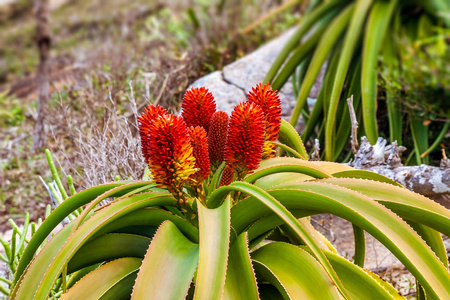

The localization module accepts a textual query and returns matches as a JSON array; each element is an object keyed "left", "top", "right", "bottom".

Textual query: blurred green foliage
[
  {"left": 0, "top": 92, "right": 25, "bottom": 127},
  {"left": 379, "top": 27, "right": 450, "bottom": 122}
]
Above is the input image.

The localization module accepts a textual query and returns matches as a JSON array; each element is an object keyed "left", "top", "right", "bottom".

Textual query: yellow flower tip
[{"left": 143, "top": 113, "right": 197, "bottom": 190}]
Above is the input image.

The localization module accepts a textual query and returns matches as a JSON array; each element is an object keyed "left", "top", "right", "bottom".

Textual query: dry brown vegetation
[{"left": 0, "top": 0, "right": 299, "bottom": 232}]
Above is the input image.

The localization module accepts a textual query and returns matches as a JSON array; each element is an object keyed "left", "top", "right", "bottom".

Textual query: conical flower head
[
  {"left": 247, "top": 83, "right": 282, "bottom": 158},
  {"left": 138, "top": 105, "right": 168, "bottom": 164},
  {"left": 141, "top": 113, "right": 197, "bottom": 190},
  {"left": 224, "top": 102, "right": 265, "bottom": 179},
  {"left": 207, "top": 111, "right": 229, "bottom": 171},
  {"left": 219, "top": 165, "right": 235, "bottom": 187},
  {"left": 181, "top": 87, "right": 216, "bottom": 133},
  {"left": 188, "top": 126, "right": 211, "bottom": 182}
]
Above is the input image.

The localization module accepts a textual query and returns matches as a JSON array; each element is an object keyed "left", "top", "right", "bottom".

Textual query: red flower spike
[
  {"left": 181, "top": 87, "right": 216, "bottom": 133},
  {"left": 224, "top": 102, "right": 265, "bottom": 179},
  {"left": 138, "top": 105, "right": 169, "bottom": 164},
  {"left": 188, "top": 126, "right": 211, "bottom": 182},
  {"left": 247, "top": 83, "right": 282, "bottom": 158},
  {"left": 208, "top": 111, "right": 229, "bottom": 170},
  {"left": 143, "top": 114, "right": 197, "bottom": 191},
  {"left": 219, "top": 165, "right": 235, "bottom": 187}
]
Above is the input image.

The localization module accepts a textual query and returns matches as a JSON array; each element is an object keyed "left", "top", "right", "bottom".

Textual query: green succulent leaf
[
  {"left": 331, "top": 170, "right": 403, "bottom": 187},
  {"left": 251, "top": 242, "right": 341, "bottom": 299},
  {"left": 131, "top": 221, "right": 199, "bottom": 300},
  {"left": 13, "top": 182, "right": 142, "bottom": 285},
  {"left": 325, "top": 0, "right": 373, "bottom": 160},
  {"left": 289, "top": 4, "right": 354, "bottom": 127},
  {"left": 209, "top": 182, "right": 351, "bottom": 299},
  {"left": 278, "top": 120, "right": 308, "bottom": 159},
  {"left": 61, "top": 257, "right": 141, "bottom": 300},
  {"left": 194, "top": 196, "right": 231, "bottom": 299},
  {"left": 223, "top": 233, "right": 259, "bottom": 300},
  {"left": 361, "top": 0, "right": 397, "bottom": 143},
  {"left": 244, "top": 157, "right": 332, "bottom": 185},
  {"left": 66, "top": 263, "right": 102, "bottom": 290},
  {"left": 316, "top": 178, "right": 450, "bottom": 237},
  {"left": 271, "top": 182, "right": 450, "bottom": 299},
  {"left": 67, "top": 233, "right": 151, "bottom": 273},
  {"left": 11, "top": 192, "right": 174, "bottom": 300},
  {"left": 301, "top": 247, "right": 404, "bottom": 300},
  {"left": 99, "top": 271, "right": 138, "bottom": 300},
  {"left": 264, "top": 1, "right": 344, "bottom": 84}
]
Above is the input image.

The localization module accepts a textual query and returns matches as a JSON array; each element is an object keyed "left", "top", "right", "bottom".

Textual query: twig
[
  {"left": 441, "top": 149, "right": 450, "bottom": 169},
  {"left": 311, "top": 139, "right": 320, "bottom": 161},
  {"left": 347, "top": 95, "right": 359, "bottom": 154}
]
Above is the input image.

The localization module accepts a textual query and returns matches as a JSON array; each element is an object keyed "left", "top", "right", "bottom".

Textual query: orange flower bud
[
  {"left": 139, "top": 112, "right": 196, "bottom": 191},
  {"left": 219, "top": 165, "right": 235, "bottom": 187},
  {"left": 224, "top": 102, "right": 265, "bottom": 179},
  {"left": 247, "top": 83, "right": 282, "bottom": 158},
  {"left": 188, "top": 126, "right": 211, "bottom": 182},
  {"left": 208, "top": 111, "right": 229, "bottom": 170},
  {"left": 138, "top": 105, "right": 168, "bottom": 164},
  {"left": 181, "top": 87, "right": 216, "bottom": 133}
]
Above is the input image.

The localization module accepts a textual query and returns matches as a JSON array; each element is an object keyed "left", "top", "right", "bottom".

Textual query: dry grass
[
  {"left": 0, "top": 0, "right": 299, "bottom": 231},
  {"left": 71, "top": 84, "right": 144, "bottom": 187}
]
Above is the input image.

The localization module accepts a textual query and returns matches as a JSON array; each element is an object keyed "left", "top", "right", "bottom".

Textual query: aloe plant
[
  {"left": 7, "top": 84, "right": 450, "bottom": 299},
  {"left": 265, "top": 0, "right": 450, "bottom": 162}
]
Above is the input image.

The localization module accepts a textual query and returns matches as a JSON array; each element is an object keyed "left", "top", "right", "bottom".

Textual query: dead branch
[
  {"left": 32, "top": 0, "right": 51, "bottom": 152},
  {"left": 310, "top": 138, "right": 320, "bottom": 161},
  {"left": 350, "top": 137, "right": 450, "bottom": 196},
  {"left": 441, "top": 150, "right": 450, "bottom": 169},
  {"left": 346, "top": 95, "right": 359, "bottom": 154}
]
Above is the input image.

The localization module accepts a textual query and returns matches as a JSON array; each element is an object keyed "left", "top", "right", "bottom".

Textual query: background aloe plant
[
  {"left": 3, "top": 84, "right": 450, "bottom": 299},
  {"left": 265, "top": 0, "right": 449, "bottom": 163}
]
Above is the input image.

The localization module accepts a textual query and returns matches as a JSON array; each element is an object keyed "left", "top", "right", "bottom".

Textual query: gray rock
[
  {"left": 189, "top": 26, "right": 324, "bottom": 119},
  {"left": 189, "top": 71, "right": 246, "bottom": 114},
  {"left": 222, "top": 27, "right": 298, "bottom": 116}
]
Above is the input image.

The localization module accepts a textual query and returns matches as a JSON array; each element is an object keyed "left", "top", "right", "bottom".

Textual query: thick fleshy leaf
[
  {"left": 72, "top": 183, "right": 155, "bottom": 232},
  {"left": 253, "top": 262, "right": 290, "bottom": 300},
  {"left": 95, "top": 208, "right": 199, "bottom": 243},
  {"left": 407, "top": 222, "right": 448, "bottom": 269},
  {"left": 271, "top": 23, "right": 329, "bottom": 93},
  {"left": 251, "top": 242, "right": 340, "bottom": 299},
  {"left": 312, "top": 161, "right": 353, "bottom": 173},
  {"left": 100, "top": 271, "right": 138, "bottom": 300},
  {"left": 300, "top": 247, "right": 403, "bottom": 300},
  {"left": 324, "top": 0, "right": 372, "bottom": 160},
  {"left": 264, "top": 1, "right": 343, "bottom": 83},
  {"left": 11, "top": 193, "right": 174, "bottom": 300},
  {"left": 410, "top": 117, "right": 429, "bottom": 165},
  {"left": 68, "top": 234, "right": 150, "bottom": 273},
  {"left": 209, "top": 182, "right": 351, "bottom": 299},
  {"left": 334, "top": 57, "right": 361, "bottom": 160},
  {"left": 194, "top": 197, "right": 231, "bottom": 299},
  {"left": 61, "top": 257, "right": 141, "bottom": 300},
  {"left": 361, "top": 0, "right": 397, "bottom": 143},
  {"left": 301, "top": 41, "right": 341, "bottom": 143},
  {"left": 315, "top": 178, "right": 450, "bottom": 237},
  {"left": 332, "top": 169, "right": 403, "bottom": 187},
  {"left": 13, "top": 182, "right": 144, "bottom": 285},
  {"left": 289, "top": 4, "right": 354, "bottom": 127},
  {"left": 131, "top": 221, "right": 199, "bottom": 300},
  {"left": 254, "top": 173, "right": 313, "bottom": 191},
  {"left": 223, "top": 233, "right": 259, "bottom": 300},
  {"left": 244, "top": 157, "right": 331, "bottom": 186},
  {"left": 278, "top": 120, "right": 307, "bottom": 160},
  {"left": 270, "top": 182, "right": 450, "bottom": 299}
]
